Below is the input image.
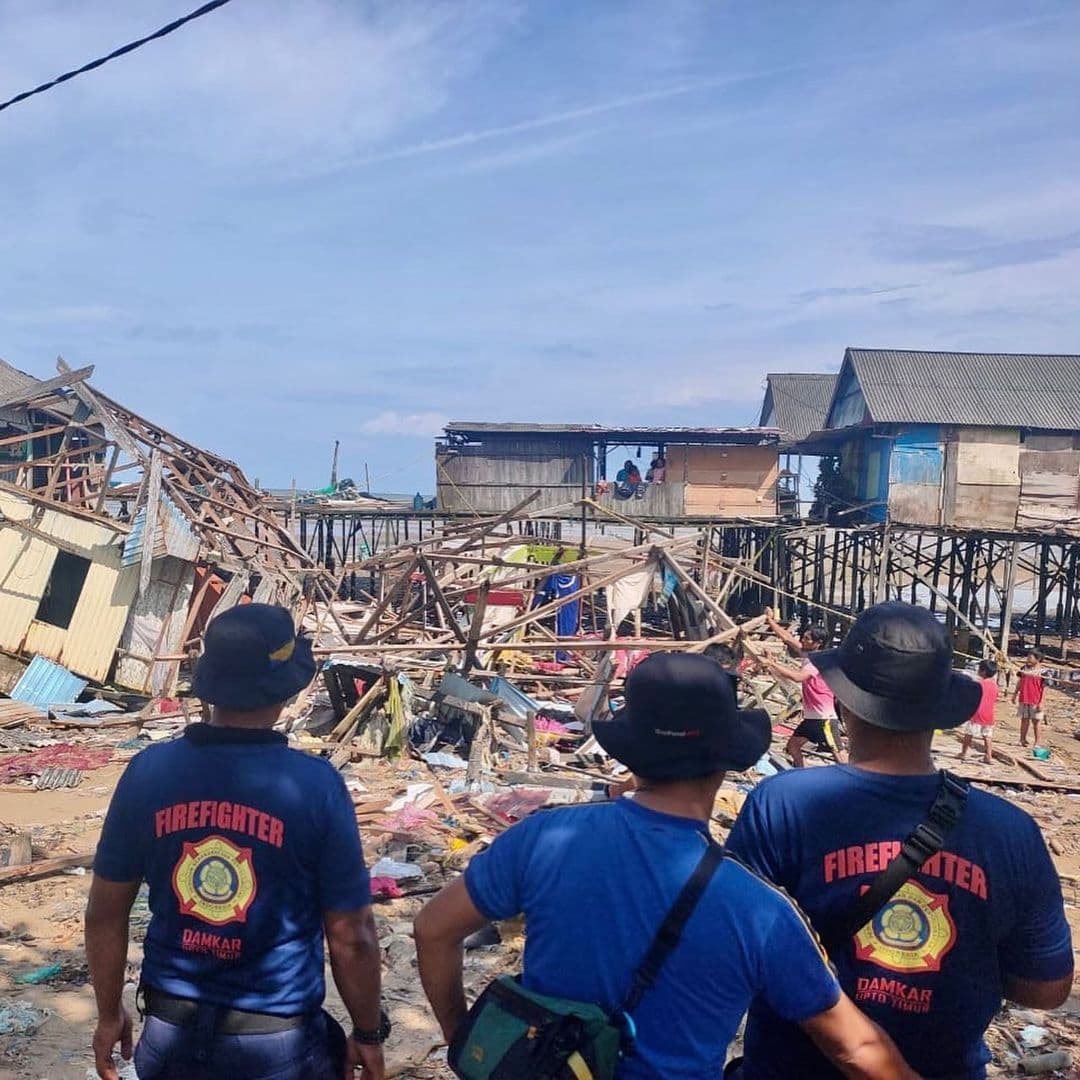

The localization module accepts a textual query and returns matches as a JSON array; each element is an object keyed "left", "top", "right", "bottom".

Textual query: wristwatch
[{"left": 352, "top": 1009, "right": 392, "bottom": 1045}]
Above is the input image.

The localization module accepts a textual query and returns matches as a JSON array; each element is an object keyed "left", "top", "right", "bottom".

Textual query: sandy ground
[{"left": 2, "top": 692, "right": 1080, "bottom": 1079}]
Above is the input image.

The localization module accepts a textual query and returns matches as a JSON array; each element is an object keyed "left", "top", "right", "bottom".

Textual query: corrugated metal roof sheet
[
  {"left": 0, "top": 359, "right": 44, "bottom": 402},
  {"left": 845, "top": 349, "right": 1080, "bottom": 429},
  {"left": 760, "top": 373, "right": 838, "bottom": 441},
  {"left": 446, "top": 422, "right": 780, "bottom": 443},
  {"left": 122, "top": 493, "right": 200, "bottom": 568},
  {"left": 10, "top": 655, "right": 87, "bottom": 708}
]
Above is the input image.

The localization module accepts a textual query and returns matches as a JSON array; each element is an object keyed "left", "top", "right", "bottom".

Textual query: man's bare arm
[
  {"left": 85, "top": 876, "right": 140, "bottom": 1080},
  {"left": 325, "top": 906, "right": 383, "bottom": 1030},
  {"left": 1003, "top": 973, "right": 1072, "bottom": 1010},
  {"left": 759, "top": 656, "right": 812, "bottom": 683},
  {"left": 765, "top": 608, "right": 803, "bottom": 653},
  {"left": 414, "top": 878, "right": 491, "bottom": 1042},
  {"left": 325, "top": 906, "right": 385, "bottom": 1079},
  {"left": 800, "top": 994, "right": 920, "bottom": 1080}
]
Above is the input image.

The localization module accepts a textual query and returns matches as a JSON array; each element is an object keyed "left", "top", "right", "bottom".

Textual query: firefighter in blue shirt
[
  {"left": 86, "top": 604, "right": 388, "bottom": 1079},
  {"left": 728, "top": 602, "right": 1074, "bottom": 1080}
]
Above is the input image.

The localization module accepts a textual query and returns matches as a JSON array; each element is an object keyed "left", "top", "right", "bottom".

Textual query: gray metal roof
[
  {"left": 445, "top": 422, "right": 780, "bottom": 445},
  {"left": 842, "top": 348, "right": 1080, "bottom": 430},
  {"left": 0, "top": 359, "right": 44, "bottom": 402},
  {"left": 759, "top": 373, "right": 838, "bottom": 442}
]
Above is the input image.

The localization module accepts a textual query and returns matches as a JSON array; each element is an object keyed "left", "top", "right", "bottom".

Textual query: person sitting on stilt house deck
[
  {"left": 727, "top": 602, "right": 1073, "bottom": 1080},
  {"left": 415, "top": 653, "right": 919, "bottom": 1080},
  {"left": 85, "top": 605, "right": 388, "bottom": 1080},
  {"left": 615, "top": 459, "right": 643, "bottom": 499},
  {"left": 760, "top": 609, "right": 847, "bottom": 766}
]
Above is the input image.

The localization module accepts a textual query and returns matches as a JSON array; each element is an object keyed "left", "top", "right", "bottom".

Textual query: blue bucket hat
[{"left": 193, "top": 603, "right": 316, "bottom": 710}]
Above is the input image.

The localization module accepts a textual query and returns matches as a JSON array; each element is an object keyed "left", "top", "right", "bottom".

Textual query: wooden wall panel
[
  {"left": 948, "top": 483, "right": 1020, "bottom": 529},
  {"left": 888, "top": 483, "right": 941, "bottom": 527}
]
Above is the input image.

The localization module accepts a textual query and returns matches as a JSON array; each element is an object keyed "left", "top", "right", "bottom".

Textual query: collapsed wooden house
[
  {"left": 0, "top": 357, "right": 316, "bottom": 696},
  {"left": 435, "top": 422, "right": 783, "bottom": 520}
]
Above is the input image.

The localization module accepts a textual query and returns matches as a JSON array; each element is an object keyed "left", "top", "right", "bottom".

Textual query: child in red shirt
[
  {"left": 959, "top": 660, "right": 999, "bottom": 764},
  {"left": 1012, "top": 649, "right": 1050, "bottom": 747}
]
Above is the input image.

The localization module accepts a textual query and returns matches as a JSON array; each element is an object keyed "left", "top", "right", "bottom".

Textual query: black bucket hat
[
  {"left": 814, "top": 600, "right": 981, "bottom": 732},
  {"left": 193, "top": 603, "right": 316, "bottom": 710},
  {"left": 594, "top": 652, "right": 770, "bottom": 780}
]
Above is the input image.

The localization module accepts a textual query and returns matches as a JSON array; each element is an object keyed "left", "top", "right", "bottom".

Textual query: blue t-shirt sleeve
[
  {"left": 93, "top": 754, "right": 150, "bottom": 882},
  {"left": 317, "top": 768, "right": 371, "bottom": 912},
  {"left": 755, "top": 882, "right": 841, "bottom": 1021},
  {"left": 464, "top": 817, "right": 533, "bottom": 920},
  {"left": 1000, "top": 817, "right": 1073, "bottom": 981},
  {"left": 726, "top": 784, "right": 785, "bottom": 884}
]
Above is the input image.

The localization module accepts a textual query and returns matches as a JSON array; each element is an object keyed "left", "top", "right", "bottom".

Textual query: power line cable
[{"left": 0, "top": 0, "right": 237, "bottom": 115}]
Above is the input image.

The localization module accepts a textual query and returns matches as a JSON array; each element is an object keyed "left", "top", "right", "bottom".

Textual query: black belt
[{"left": 143, "top": 987, "right": 309, "bottom": 1035}]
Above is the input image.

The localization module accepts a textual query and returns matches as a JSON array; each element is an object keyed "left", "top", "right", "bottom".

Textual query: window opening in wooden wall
[{"left": 36, "top": 551, "right": 91, "bottom": 629}]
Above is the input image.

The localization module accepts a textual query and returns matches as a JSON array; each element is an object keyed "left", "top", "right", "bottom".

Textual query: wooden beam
[
  {"left": 0, "top": 364, "right": 95, "bottom": 409},
  {"left": 417, "top": 552, "right": 468, "bottom": 644}
]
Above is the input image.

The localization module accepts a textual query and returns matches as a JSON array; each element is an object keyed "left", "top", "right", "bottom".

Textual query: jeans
[{"left": 135, "top": 1009, "right": 343, "bottom": 1080}]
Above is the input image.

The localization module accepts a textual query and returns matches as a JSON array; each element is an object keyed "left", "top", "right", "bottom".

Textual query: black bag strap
[
  {"left": 619, "top": 842, "right": 725, "bottom": 1016},
  {"left": 824, "top": 770, "right": 969, "bottom": 949}
]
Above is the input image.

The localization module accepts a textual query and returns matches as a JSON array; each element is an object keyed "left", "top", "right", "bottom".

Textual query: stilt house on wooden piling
[
  {"left": 435, "top": 422, "right": 783, "bottom": 520},
  {"left": 790, "top": 348, "right": 1080, "bottom": 532}
]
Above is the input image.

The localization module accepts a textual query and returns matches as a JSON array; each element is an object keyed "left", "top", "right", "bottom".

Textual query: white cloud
[
  {"left": 0, "top": 1, "right": 523, "bottom": 174},
  {"left": 359, "top": 410, "right": 447, "bottom": 437}
]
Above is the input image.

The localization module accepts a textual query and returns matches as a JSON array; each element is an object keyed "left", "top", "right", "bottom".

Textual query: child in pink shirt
[
  {"left": 1012, "top": 649, "right": 1050, "bottom": 747},
  {"left": 959, "top": 660, "right": 998, "bottom": 764},
  {"left": 760, "top": 609, "right": 846, "bottom": 767}
]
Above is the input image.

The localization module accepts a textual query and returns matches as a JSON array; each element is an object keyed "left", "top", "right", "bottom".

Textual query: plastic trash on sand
[
  {"left": 13, "top": 962, "right": 63, "bottom": 985},
  {"left": 751, "top": 754, "right": 778, "bottom": 777},
  {"left": 370, "top": 857, "right": 424, "bottom": 881},
  {"left": 1019, "top": 1024, "right": 1051, "bottom": 1049},
  {"left": 0, "top": 998, "right": 49, "bottom": 1035},
  {"left": 420, "top": 751, "right": 469, "bottom": 770}
]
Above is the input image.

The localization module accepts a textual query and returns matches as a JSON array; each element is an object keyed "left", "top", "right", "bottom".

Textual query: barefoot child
[
  {"left": 1012, "top": 649, "right": 1050, "bottom": 747},
  {"left": 960, "top": 660, "right": 998, "bottom": 764}
]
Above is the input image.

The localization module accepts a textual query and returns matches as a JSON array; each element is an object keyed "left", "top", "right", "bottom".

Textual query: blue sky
[{"left": 1, "top": 1, "right": 1078, "bottom": 494}]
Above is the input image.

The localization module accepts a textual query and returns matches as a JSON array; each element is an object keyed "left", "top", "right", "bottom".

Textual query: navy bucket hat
[
  {"left": 594, "top": 652, "right": 770, "bottom": 780},
  {"left": 193, "top": 603, "right": 316, "bottom": 710},
  {"left": 813, "top": 601, "right": 981, "bottom": 732}
]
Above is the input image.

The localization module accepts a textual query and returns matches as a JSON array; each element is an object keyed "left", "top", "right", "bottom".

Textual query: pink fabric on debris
[
  {"left": 369, "top": 877, "right": 404, "bottom": 900},
  {"left": 533, "top": 717, "right": 570, "bottom": 734},
  {"left": 0, "top": 745, "right": 113, "bottom": 782},
  {"left": 484, "top": 788, "right": 552, "bottom": 822},
  {"left": 532, "top": 661, "right": 568, "bottom": 674},
  {"left": 613, "top": 648, "right": 647, "bottom": 680},
  {"left": 375, "top": 805, "right": 439, "bottom": 833}
]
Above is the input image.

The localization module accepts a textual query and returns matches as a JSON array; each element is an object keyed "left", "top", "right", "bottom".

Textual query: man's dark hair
[
  {"left": 1028, "top": 649, "right": 1043, "bottom": 660},
  {"left": 978, "top": 660, "right": 997, "bottom": 678},
  {"left": 802, "top": 625, "right": 830, "bottom": 646}
]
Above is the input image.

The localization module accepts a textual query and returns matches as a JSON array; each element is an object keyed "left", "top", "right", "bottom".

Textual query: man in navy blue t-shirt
[
  {"left": 728, "top": 602, "right": 1074, "bottom": 1080},
  {"left": 86, "top": 604, "right": 388, "bottom": 1080},
  {"left": 415, "top": 652, "right": 919, "bottom": 1079}
]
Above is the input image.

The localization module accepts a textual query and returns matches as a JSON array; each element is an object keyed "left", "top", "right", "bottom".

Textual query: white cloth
[{"left": 607, "top": 566, "right": 657, "bottom": 629}]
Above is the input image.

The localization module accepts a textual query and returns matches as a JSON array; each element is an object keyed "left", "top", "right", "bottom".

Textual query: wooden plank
[
  {"left": 0, "top": 365, "right": 95, "bottom": 409},
  {"left": 417, "top": 553, "right": 467, "bottom": 644},
  {"left": 887, "top": 483, "right": 941, "bottom": 527},
  {"left": 0, "top": 851, "right": 94, "bottom": 886},
  {"left": 946, "top": 483, "right": 1019, "bottom": 530},
  {"left": 140, "top": 449, "right": 163, "bottom": 597}
]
